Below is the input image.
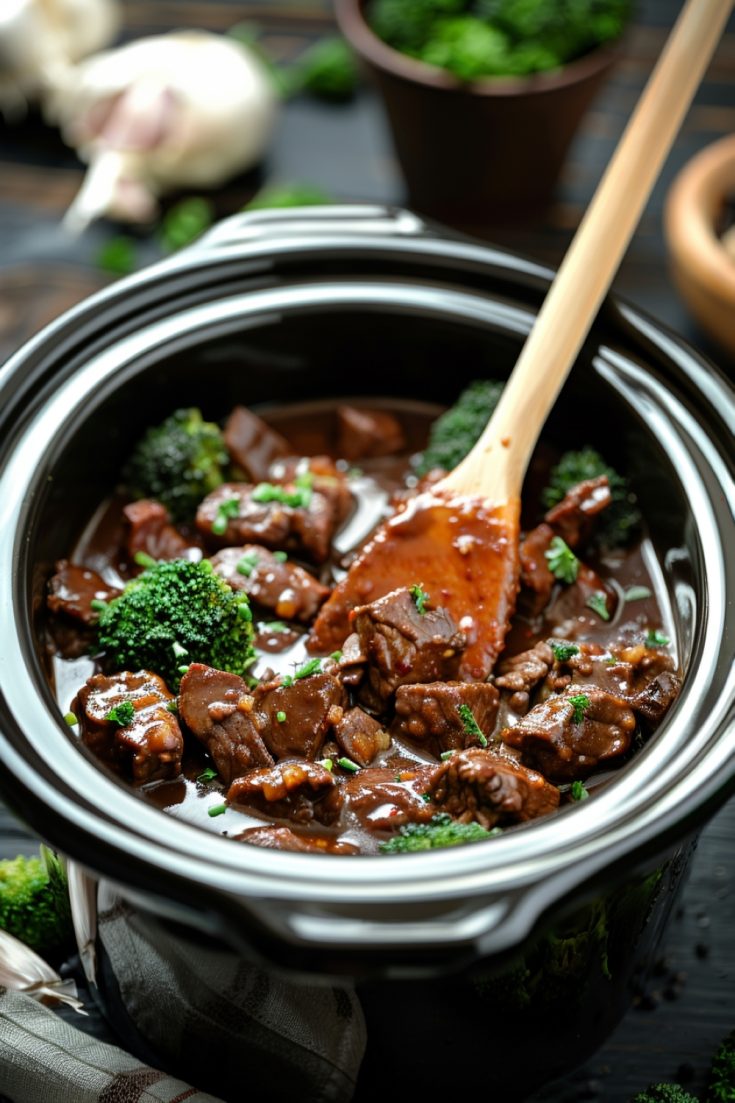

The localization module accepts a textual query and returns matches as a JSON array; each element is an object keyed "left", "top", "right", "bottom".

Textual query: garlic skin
[
  {"left": 47, "top": 32, "right": 279, "bottom": 231},
  {"left": 0, "top": 0, "right": 119, "bottom": 119}
]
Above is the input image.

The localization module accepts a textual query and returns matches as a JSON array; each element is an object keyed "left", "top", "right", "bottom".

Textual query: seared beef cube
[
  {"left": 502, "top": 684, "right": 636, "bottom": 781},
  {"left": 224, "top": 405, "right": 291, "bottom": 483},
  {"left": 426, "top": 747, "right": 559, "bottom": 829},
  {"left": 334, "top": 707, "right": 390, "bottom": 767},
  {"left": 270, "top": 454, "right": 353, "bottom": 530},
  {"left": 47, "top": 561, "right": 121, "bottom": 625},
  {"left": 336, "top": 405, "right": 406, "bottom": 460},
  {"left": 235, "top": 825, "right": 359, "bottom": 854},
  {"left": 196, "top": 482, "right": 339, "bottom": 563},
  {"left": 519, "top": 523, "right": 556, "bottom": 604},
  {"left": 255, "top": 673, "right": 346, "bottom": 761},
  {"left": 393, "top": 682, "right": 500, "bottom": 756},
  {"left": 544, "top": 476, "right": 611, "bottom": 549},
  {"left": 227, "top": 760, "right": 343, "bottom": 826},
  {"left": 336, "top": 632, "right": 365, "bottom": 687},
  {"left": 123, "top": 499, "right": 193, "bottom": 562},
  {"left": 72, "top": 670, "right": 183, "bottom": 782},
  {"left": 549, "top": 563, "right": 617, "bottom": 630},
  {"left": 211, "top": 544, "right": 329, "bottom": 623},
  {"left": 178, "top": 664, "right": 273, "bottom": 785},
  {"left": 343, "top": 766, "right": 436, "bottom": 832},
  {"left": 631, "top": 670, "right": 681, "bottom": 725},
  {"left": 353, "top": 588, "right": 466, "bottom": 709},
  {"left": 495, "top": 641, "right": 554, "bottom": 697}
]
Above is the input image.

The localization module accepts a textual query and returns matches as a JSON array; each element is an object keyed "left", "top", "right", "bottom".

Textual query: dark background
[{"left": 0, "top": 1, "right": 734, "bottom": 1100}]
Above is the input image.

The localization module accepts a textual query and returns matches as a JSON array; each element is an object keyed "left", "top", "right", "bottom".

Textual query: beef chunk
[
  {"left": 235, "top": 825, "right": 358, "bottom": 854},
  {"left": 72, "top": 670, "right": 183, "bottom": 782},
  {"left": 334, "top": 707, "right": 390, "bottom": 767},
  {"left": 352, "top": 588, "right": 466, "bottom": 710},
  {"left": 224, "top": 405, "right": 291, "bottom": 483},
  {"left": 544, "top": 476, "right": 611, "bottom": 549},
  {"left": 631, "top": 670, "right": 681, "bottom": 725},
  {"left": 546, "top": 563, "right": 617, "bottom": 631},
  {"left": 502, "top": 684, "right": 636, "bottom": 781},
  {"left": 426, "top": 747, "right": 560, "bottom": 829},
  {"left": 196, "top": 482, "right": 340, "bottom": 563},
  {"left": 178, "top": 663, "right": 273, "bottom": 785},
  {"left": 392, "top": 681, "right": 500, "bottom": 756},
  {"left": 254, "top": 673, "right": 346, "bottom": 761},
  {"left": 495, "top": 641, "right": 554, "bottom": 696},
  {"left": 227, "top": 760, "right": 343, "bottom": 826},
  {"left": 47, "top": 561, "right": 120, "bottom": 625},
  {"left": 335, "top": 632, "right": 365, "bottom": 688},
  {"left": 123, "top": 499, "right": 192, "bottom": 562},
  {"left": 343, "top": 766, "right": 436, "bottom": 832},
  {"left": 336, "top": 405, "right": 406, "bottom": 460},
  {"left": 211, "top": 544, "right": 329, "bottom": 622},
  {"left": 519, "top": 523, "right": 556, "bottom": 603},
  {"left": 269, "top": 455, "right": 353, "bottom": 528}
]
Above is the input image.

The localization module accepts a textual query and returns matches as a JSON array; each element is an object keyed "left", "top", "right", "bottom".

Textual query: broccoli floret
[
  {"left": 541, "top": 445, "right": 641, "bottom": 547},
  {"left": 709, "top": 1028, "right": 735, "bottom": 1101},
  {"left": 124, "top": 408, "right": 228, "bottom": 523},
  {"left": 245, "top": 183, "right": 335, "bottom": 210},
  {"left": 631, "top": 1086, "right": 699, "bottom": 1103},
  {"left": 416, "top": 378, "right": 504, "bottom": 475},
  {"left": 97, "top": 558, "right": 255, "bottom": 688},
  {"left": 419, "top": 17, "right": 510, "bottom": 80},
  {"left": 290, "top": 37, "right": 359, "bottom": 101},
  {"left": 379, "top": 812, "right": 497, "bottom": 852},
  {"left": 0, "top": 847, "right": 72, "bottom": 956},
  {"left": 369, "top": 0, "right": 466, "bottom": 55}
]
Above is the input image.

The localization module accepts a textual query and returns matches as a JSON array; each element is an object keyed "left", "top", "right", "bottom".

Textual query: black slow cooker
[{"left": 0, "top": 207, "right": 733, "bottom": 1099}]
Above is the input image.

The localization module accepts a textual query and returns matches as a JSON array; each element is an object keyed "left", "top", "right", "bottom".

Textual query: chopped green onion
[
  {"left": 273, "top": 550, "right": 288, "bottom": 562},
  {"left": 237, "top": 551, "right": 260, "bottom": 577},
  {"left": 337, "top": 756, "right": 360, "bottom": 773},
  {"left": 440, "top": 750, "right": 456, "bottom": 761},
  {"left": 212, "top": 497, "right": 240, "bottom": 536},
  {"left": 276, "top": 710, "right": 287, "bottom": 723},
  {"left": 544, "top": 536, "right": 579, "bottom": 584},
  {"left": 421, "top": 793, "right": 431, "bottom": 803},
  {"left": 238, "top": 602, "right": 253, "bottom": 621},
  {"left": 105, "top": 701, "right": 135, "bottom": 727},
  {"left": 166, "top": 700, "right": 179, "bottom": 714},
  {"left": 263, "top": 621, "right": 289, "bottom": 633},
  {"left": 457, "top": 703, "right": 487, "bottom": 746},
  {"left": 318, "top": 758, "right": 333, "bottom": 771},
  {"left": 551, "top": 642, "right": 579, "bottom": 662},
  {"left": 568, "top": 694, "right": 591, "bottom": 725},
  {"left": 252, "top": 482, "right": 312, "bottom": 508},
  {"left": 329, "top": 650, "right": 343, "bottom": 662},
  {"left": 197, "top": 766, "right": 218, "bottom": 783},
  {"left": 570, "top": 780, "right": 589, "bottom": 801},
  {"left": 64, "top": 712, "right": 78, "bottom": 726},
  {"left": 281, "top": 675, "right": 294, "bottom": 687},
  {"left": 89, "top": 598, "right": 108, "bottom": 613},
  {"left": 645, "top": 628, "right": 670, "bottom": 648},
  {"left": 134, "top": 551, "right": 157, "bottom": 569},
  {"left": 586, "top": 592, "right": 610, "bottom": 621},
  {"left": 294, "top": 658, "right": 322, "bottom": 680},
  {"left": 624, "top": 585, "right": 652, "bottom": 602},
  {"left": 208, "top": 802, "right": 227, "bottom": 818},
  {"left": 410, "top": 583, "right": 430, "bottom": 614},
  {"left": 178, "top": 664, "right": 191, "bottom": 675}
]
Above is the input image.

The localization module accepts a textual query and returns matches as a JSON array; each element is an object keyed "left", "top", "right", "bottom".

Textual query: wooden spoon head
[{"left": 310, "top": 489, "right": 520, "bottom": 680}]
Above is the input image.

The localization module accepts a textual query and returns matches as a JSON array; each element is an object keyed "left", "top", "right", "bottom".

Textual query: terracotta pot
[
  {"left": 664, "top": 133, "right": 735, "bottom": 361},
  {"left": 336, "top": 0, "right": 620, "bottom": 227}
]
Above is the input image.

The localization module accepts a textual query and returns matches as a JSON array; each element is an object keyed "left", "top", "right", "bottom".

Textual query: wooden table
[{"left": 1, "top": 1, "right": 734, "bottom": 1099}]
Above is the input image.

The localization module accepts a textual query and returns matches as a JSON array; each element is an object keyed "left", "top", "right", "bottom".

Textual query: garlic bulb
[
  {"left": 0, "top": 0, "right": 119, "bottom": 119},
  {"left": 46, "top": 31, "right": 279, "bottom": 231}
]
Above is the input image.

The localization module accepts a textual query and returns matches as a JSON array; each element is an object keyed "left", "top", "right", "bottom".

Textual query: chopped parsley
[
  {"left": 440, "top": 750, "right": 456, "bottom": 761},
  {"left": 64, "top": 712, "right": 78, "bottom": 726},
  {"left": 329, "top": 650, "right": 343, "bottom": 662},
  {"left": 273, "top": 551, "right": 288, "bottom": 562},
  {"left": 166, "top": 700, "right": 179, "bottom": 714},
  {"left": 252, "top": 481, "right": 312, "bottom": 509},
  {"left": 551, "top": 641, "right": 579, "bottom": 662},
  {"left": 262, "top": 621, "right": 289, "bottom": 633},
  {"left": 281, "top": 675, "right": 294, "bottom": 687},
  {"left": 211, "top": 497, "right": 240, "bottom": 535},
  {"left": 237, "top": 551, "right": 260, "bottom": 577},
  {"left": 208, "top": 802, "right": 227, "bottom": 817},
  {"left": 568, "top": 694, "right": 591, "bottom": 725},
  {"left": 410, "top": 583, "right": 430, "bottom": 614},
  {"left": 586, "top": 591, "right": 610, "bottom": 621},
  {"left": 337, "top": 756, "right": 360, "bottom": 773},
  {"left": 457, "top": 703, "right": 487, "bottom": 747},
  {"left": 570, "top": 780, "right": 589, "bottom": 801},
  {"left": 544, "top": 536, "right": 579, "bottom": 584},
  {"left": 197, "top": 766, "right": 218, "bottom": 783},
  {"left": 89, "top": 598, "right": 108, "bottom": 613},
  {"left": 421, "top": 793, "right": 431, "bottom": 803},
  {"left": 105, "top": 701, "right": 136, "bottom": 727},
  {"left": 294, "top": 658, "right": 322, "bottom": 680},
  {"left": 624, "top": 585, "right": 652, "bottom": 602},
  {"left": 645, "top": 628, "right": 670, "bottom": 648},
  {"left": 276, "top": 710, "right": 287, "bottom": 723}
]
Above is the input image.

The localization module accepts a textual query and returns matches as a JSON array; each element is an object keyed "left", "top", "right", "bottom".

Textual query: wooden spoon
[{"left": 311, "top": 0, "right": 733, "bottom": 678}]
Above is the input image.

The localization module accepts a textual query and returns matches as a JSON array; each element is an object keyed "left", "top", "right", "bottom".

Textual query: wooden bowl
[{"left": 664, "top": 134, "right": 735, "bottom": 360}]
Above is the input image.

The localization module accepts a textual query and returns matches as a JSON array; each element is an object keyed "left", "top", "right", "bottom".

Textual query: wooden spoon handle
[{"left": 444, "top": 0, "right": 733, "bottom": 502}]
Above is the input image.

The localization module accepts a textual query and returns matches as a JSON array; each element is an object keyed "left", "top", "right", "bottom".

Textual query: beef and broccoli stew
[{"left": 45, "top": 383, "right": 680, "bottom": 855}]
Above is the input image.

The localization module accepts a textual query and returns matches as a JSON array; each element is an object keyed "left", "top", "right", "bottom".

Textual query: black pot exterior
[{"left": 0, "top": 207, "right": 733, "bottom": 987}]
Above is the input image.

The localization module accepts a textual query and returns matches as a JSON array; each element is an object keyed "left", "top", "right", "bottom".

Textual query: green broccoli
[
  {"left": 709, "top": 1028, "right": 735, "bottom": 1101},
  {"left": 369, "top": 0, "right": 466, "bottom": 56},
  {"left": 245, "top": 182, "right": 335, "bottom": 210},
  {"left": 97, "top": 558, "right": 255, "bottom": 689},
  {"left": 289, "top": 37, "right": 359, "bottom": 101},
  {"left": 541, "top": 445, "right": 641, "bottom": 548},
  {"left": 0, "top": 847, "right": 72, "bottom": 956},
  {"left": 379, "top": 812, "right": 498, "bottom": 852},
  {"left": 417, "top": 17, "right": 511, "bottom": 80},
  {"left": 159, "top": 197, "right": 215, "bottom": 252},
  {"left": 631, "top": 1086, "right": 699, "bottom": 1103},
  {"left": 124, "top": 407, "right": 228, "bottom": 522},
  {"left": 415, "top": 378, "right": 504, "bottom": 475}
]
